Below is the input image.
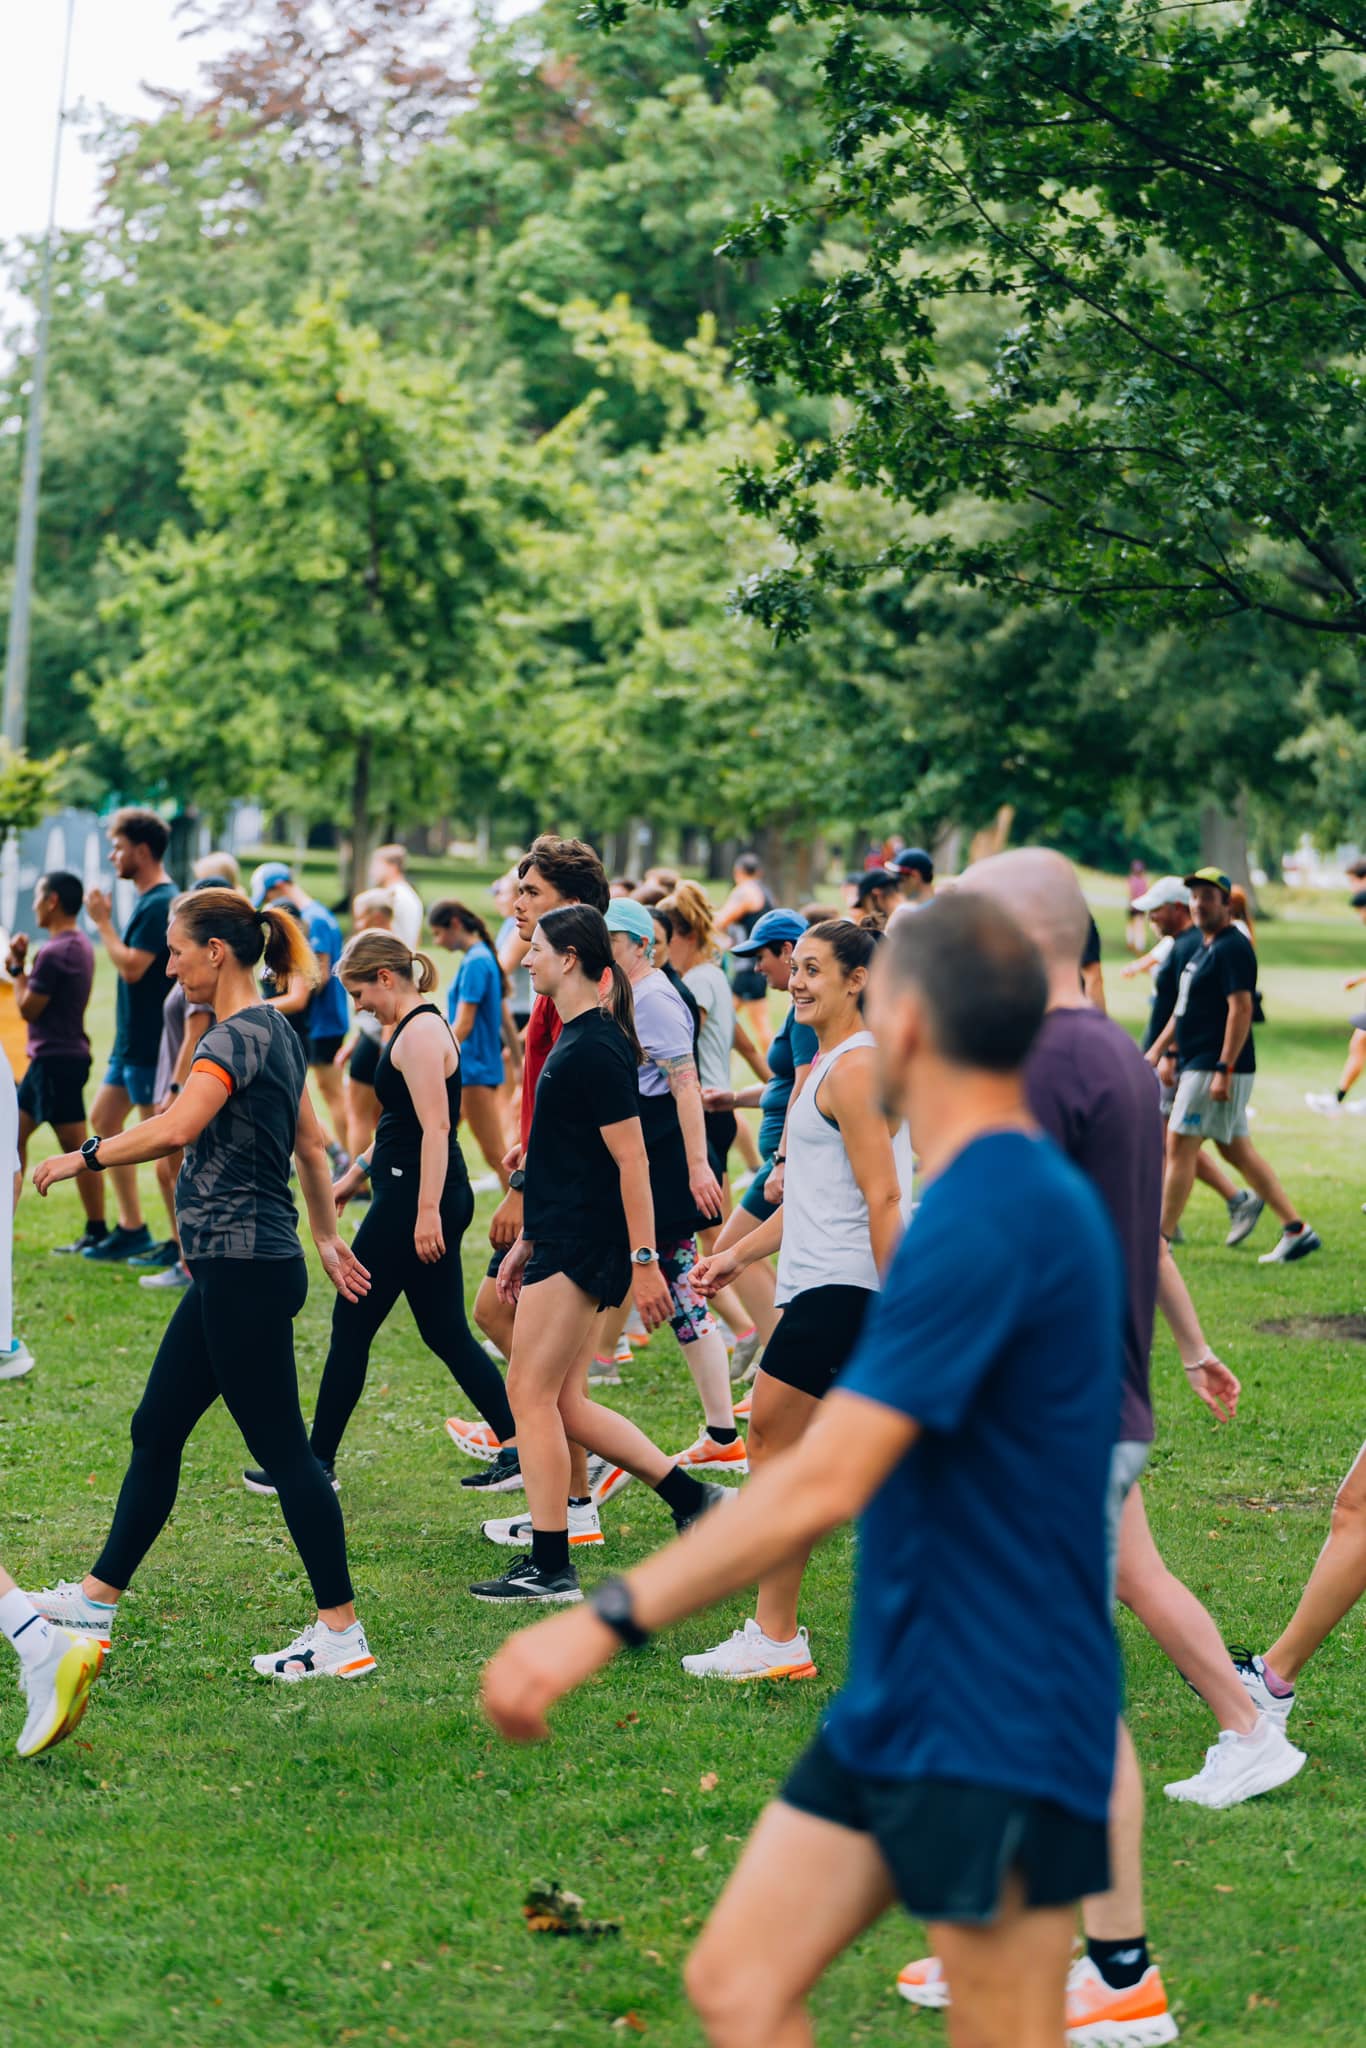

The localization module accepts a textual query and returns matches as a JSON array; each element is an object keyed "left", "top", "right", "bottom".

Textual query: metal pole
[{"left": 3, "top": 0, "right": 77, "bottom": 751}]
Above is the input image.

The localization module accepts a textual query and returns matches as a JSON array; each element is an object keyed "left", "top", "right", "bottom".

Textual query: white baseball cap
[{"left": 1132, "top": 875, "right": 1190, "bottom": 912}]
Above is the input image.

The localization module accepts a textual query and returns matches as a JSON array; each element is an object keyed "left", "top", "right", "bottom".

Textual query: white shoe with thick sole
[
  {"left": 482, "top": 1501, "right": 604, "bottom": 1548},
  {"left": 25, "top": 1580, "right": 115, "bottom": 1650},
  {"left": 443, "top": 1416, "right": 501, "bottom": 1460},
  {"left": 16, "top": 1630, "right": 104, "bottom": 1757},
  {"left": 680, "top": 1617, "right": 816, "bottom": 1681},
  {"left": 251, "top": 1621, "right": 377, "bottom": 1681},
  {"left": 1163, "top": 1720, "right": 1306, "bottom": 1809}
]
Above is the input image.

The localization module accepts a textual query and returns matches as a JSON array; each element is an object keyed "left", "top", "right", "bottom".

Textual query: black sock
[
  {"left": 86, "top": 1219, "right": 109, "bottom": 1240},
  {"left": 653, "top": 1466, "right": 706, "bottom": 1517},
  {"left": 568, "top": 1495, "right": 592, "bottom": 1509},
  {"left": 1087, "top": 1936, "right": 1149, "bottom": 1991},
  {"left": 1337, "top": 1089, "right": 1348, "bottom": 1103},
  {"left": 530, "top": 1527, "right": 569, "bottom": 1576},
  {"left": 708, "top": 1425, "right": 738, "bottom": 1446},
  {"left": 1285, "top": 1219, "right": 1304, "bottom": 1234}
]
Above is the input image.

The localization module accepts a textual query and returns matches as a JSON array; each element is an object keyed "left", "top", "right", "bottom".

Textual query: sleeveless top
[
  {"left": 371, "top": 1002, "right": 466, "bottom": 1183},
  {"left": 733, "top": 885, "right": 774, "bottom": 942},
  {"left": 776, "top": 1029, "right": 915, "bottom": 1304}
]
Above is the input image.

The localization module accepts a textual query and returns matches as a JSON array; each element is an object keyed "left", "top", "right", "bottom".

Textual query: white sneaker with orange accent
[
  {"left": 895, "top": 1956, "right": 949, "bottom": 2009},
  {"left": 1065, "top": 1959, "right": 1178, "bottom": 2044},
  {"left": 733, "top": 1392, "right": 753, "bottom": 1420},
  {"left": 681, "top": 1618, "right": 816, "bottom": 1681},
  {"left": 673, "top": 1431, "right": 749, "bottom": 1475},
  {"left": 251, "top": 1621, "right": 377, "bottom": 1683},
  {"left": 482, "top": 1500, "right": 604, "bottom": 1548},
  {"left": 444, "top": 1416, "right": 502, "bottom": 1461},
  {"left": 588, "top": 1455, "right": 634, "bottom": 1507}
]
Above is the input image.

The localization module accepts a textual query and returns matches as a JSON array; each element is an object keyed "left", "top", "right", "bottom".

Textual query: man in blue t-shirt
[
  {"left": 249, "top": 864, "right": 349, "bottom": 1164},
  {"left": 480, "top": 893, "right": 1123, "bottom": 2048}
]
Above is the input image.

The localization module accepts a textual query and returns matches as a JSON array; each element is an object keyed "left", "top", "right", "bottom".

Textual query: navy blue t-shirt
[{"left": 822, "top": 1130, "right": 1122, "bottom": 1825}]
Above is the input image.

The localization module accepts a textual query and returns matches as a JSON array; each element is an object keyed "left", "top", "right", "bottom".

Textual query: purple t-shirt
[
  {"left": 26, "top": 928, "right": 95, "bottom": 1061},
  {"left": 631, "top": 971, "right": 694, "bottom": 1099},
  {"left": 1026, "top": 1006, "right": 1162, "bottom": 1445}
]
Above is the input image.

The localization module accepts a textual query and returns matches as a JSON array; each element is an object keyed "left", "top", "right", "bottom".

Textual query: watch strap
[{"left": 588, "top": 1575, "right": 650, "bottom": 1650}]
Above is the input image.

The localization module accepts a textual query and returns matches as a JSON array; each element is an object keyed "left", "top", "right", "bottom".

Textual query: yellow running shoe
[{"left": 17, "top": 1630, "right": 104, "bottom": 1758}]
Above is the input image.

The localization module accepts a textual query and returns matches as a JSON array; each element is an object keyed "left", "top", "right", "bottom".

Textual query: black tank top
[
  {"left": 371, "top": 1003, "right": 465, "bottom": 1181},
  {"left": 734, "top": 885, "right": 774, "bottom": 941}
]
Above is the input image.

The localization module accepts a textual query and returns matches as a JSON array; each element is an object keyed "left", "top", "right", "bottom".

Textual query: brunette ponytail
[
  {"left": 173, "top": 887, "right": 317, "bottom": 987},
  {"left": 261, "top": 905, "right": 321, "bottom": 989}
]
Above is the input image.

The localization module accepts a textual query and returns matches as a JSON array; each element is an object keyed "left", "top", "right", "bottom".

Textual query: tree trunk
[
  {"left": 348, "top": 736, "right": 374, "bottom": 900},
  {"left": 1200, "top": 796, "right": 1260, "bottom": 912}
]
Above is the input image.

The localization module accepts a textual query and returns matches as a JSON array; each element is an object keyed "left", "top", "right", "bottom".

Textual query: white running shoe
[
  {"left": 1304, "top": 1092, "right": 1343, "bottom": 1117},
  {"left": 1228, "top": 1647, "right": 1294, "bottom": 1723},
  {"left": 0, "top": 1339, "right": 34, "bottom": 1380},
  {"left": 16, "top": 1629, "right": 104, "bottom": 1758},
  {"left": 680, "top": 1617, "right": 816, "bottom": 1681},
  {"left": 1257, "top": 1225, "right": 1322, "bottom": 1265},
  {"left": 896, "top": 1956, "right": 950, "bottom": 2009},
  {"left": 587, "top": 1356, "right": 622, "bottom": 1386},
  {"left": 482, "top": 1500, "right": 604, "bottom": 1548},
  {"left": 251, "top": 1620, "right": 377, "bottom": 1682},
  {"left": 443, "top": 1416, "right": 502, "bottom": 1460},
  {"left": 26, "top": 1580, "right": 115, "bottom": 1650},
  {"left": 613, "top": 1333, "right": 633, "bottom": 1367},
  {"left": 587, "top": 1454, "right": 634, "bottom": 1506},
  {"left": 140, "top": 1262, "right": 191, "bottom": 1292},
  {"left": 470, "top": 1172, "right": 501, "bottom": 1195},
  {"left": 1163, "top": 1720, "right": 1306, "bottom": 1809},
  {"left": 1223, "top": 1190, "right": 1265, "bottom": 1247},
  {"left": 729, "top": 1329, "right": 763, "bottom": 1381},
  {"left": 673, "top": 1431, "right": 749, "bottom": 1475}
]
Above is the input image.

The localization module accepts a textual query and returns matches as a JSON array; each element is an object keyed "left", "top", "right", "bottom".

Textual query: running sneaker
[
  {"left": 444, "top": 1416, "right": 502, "bottom": 1461},
  {"left": 681, "top": 1618, "right": 815, "bottom": 1681},
  {"left": 587, "top": 1355, "right": 622, "bottom": 1386},
  {"left": 468, "top": 1556, "right": 583, "bottom": 1604},
  {"left": 140, "top": 1262, "right": 191, "bottom": 1293},
  {"left": 1257, "top": 1225, "right": 1322, "bottom": 1265},
  {"left": 673, "top": 1479, "right": 734, "bottom": 1533},
  {"left": 1228, "top": 1645, "right": 1294, "bottom": 1723},
  {"left": 16, "top": 1631, "right": 104, "bottom": 1759},
  {"left": 588, "top": 1454, "right": 633, "bottom": 1507},
  {"left": 1065, "top": 1958, "right": 1178, "bottom": 2044},
  {"left": 126, "top": 1238, "right": 181, "bottom": 1270},
  {"left": 25, "top": 1580, "right": 115, "bottom": 1650},
  {"left": 460, "top": 1446, "right": 524, "bottom": 1493},
  {"left": 1305, "top": 1092, "right": 1343, "bottom": 1118},
  {"left": 612, "top": 1333, "right": 633, "bottom": 1368},
  {"left": 1163, "top": 1721, "right": 1306, "bottom": 1809},
  {"left": 52, "top": 1224, "right": 108, "bottom": 1256},
  {"left": 730, "top": 1329, "right": 763, "bottom": 1381},
  {"left": 733, "top": 1391, "right": 753, "bottom": 1421},
  {"left": 673, "top": 1431, "right": 749, "bottom": 1475},
  {"left": 82, "top": 1223, "right": 154, "bottom": 1264},
  {"left": 895, "top": 1956, "right": 950, "bottom": 2009},
  {"left": 243, "top": 1459, "right": 339, "bottom": 1497},
  {"left": 251, "top": 1620, "right": 376, "bottom": 1681},
  {"left": 1224, "top": 1191, "right": 1265, "bottom": 1247},
  {"left": 482, "top": 1501, "right": 604, "bottom": 1548},
  {"left": 0, "top": 1338, "right": 35, "bottom": 1380},
  {"left": 480, "top": 1338, "right": 505, "bottom": 1363}
]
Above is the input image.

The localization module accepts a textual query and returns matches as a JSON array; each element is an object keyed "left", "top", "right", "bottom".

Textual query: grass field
[{"left": 2, "top": 884, "right": 1365, "bottom": 2046}]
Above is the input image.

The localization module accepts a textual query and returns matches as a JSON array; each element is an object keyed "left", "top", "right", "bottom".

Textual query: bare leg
[
  {"left": 1195, "top": 1148, "right": 1240, "bottom": 1204},
  {"left": 49, "top": 1121, "right": 102, "bottom": 1225},
  {"left": 1115, "top": 1485, "right": 1256, "bottom": 1732},
  {"left": 732, "top": 1258, "right": 779, "bottom": 1344},
  {"left": 684, "top": 1799, "right": 896, "bottom": 2048},
  {"left": 311, "top": 1061, "right": 349, "bottom": 1154},
  {"left": 1082, "top": 1720, "right": 1143, "bottom": 1944},
  {"left": 86, "top": 1083, "right": 132, "bottom": 1228},
  {"left": 1337, "top": 1029, "right": 1366, "bottom": 1099},
  {"left": 733, "top": 1118, "right": 761, "bottom": 1173},
  {"left": 936, "top": 1874, "right": 1076, "bottom": 2048},
  {"left": 1266, "top": 1441, "right": 1366, "bottom": 1681},
  {"left": 749, "top": 1372, "right": 820, "bottom": 1643},
  {"left": 474, "top": 1275, "right": 516, "bottom": 1357},
  {"left": 1159, "top": 1130, "right": 1202, "bottom": 1239},
  {"left": 462, "top": 1085, "right": 510, "bottom": 1185},
  {"left": 505, "top": 1276, "right": 599, "bottom": 1531},
  {"left": 1215, "top": 1136, "right": 1299, "bottom": 1227},
  {"left": 679, "top": 1323, "right": 736, "bottom": 1435},
  {"left": 738, "top": 999, "right": 773, "bottom": 1054}
]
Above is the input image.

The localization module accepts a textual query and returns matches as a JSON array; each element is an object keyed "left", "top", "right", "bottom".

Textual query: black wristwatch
[
  {"left": 589, "top": 1575, "right": 650, "bottom": 1650},
  {"left": 508, "top": 1168, "right": 527, "bottom": 1191},
  {"left": 80, "top": 1136, "right": 106, "bottom": 1173},
  {"left": 1213, "top": 1061, "right": 1230, "bottom": 1074}
]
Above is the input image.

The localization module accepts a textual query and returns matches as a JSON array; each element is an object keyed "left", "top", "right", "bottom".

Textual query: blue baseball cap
[
  {"left": 249, "top": 861, "right": 293, "bottom": 908},
  {"left": 604, "top": 898, "right": 658, "bottom": 946},
  {"left": 731, "top": 908, "right": 808, "bottom": 958}
]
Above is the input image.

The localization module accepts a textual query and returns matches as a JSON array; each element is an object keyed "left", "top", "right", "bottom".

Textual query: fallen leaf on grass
[
  {"left": 522, "top": 1880, "right": 620, "bottom": 1939},
  {"left": 1214, "top": 1884, "right": 1235, "bottom": 1894},
  {"left": 615, "top": 1712, "right": 640, "bottom": 1728},
  {"left": 699, "top": 1772, "right": 718, "bottom": 1792},
  {"left": 612, "top": 2016, "right": 646, "bottom": 2033}
]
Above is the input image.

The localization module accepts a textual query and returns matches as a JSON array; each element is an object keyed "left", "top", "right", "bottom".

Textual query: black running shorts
[
  {"left": 308, "top": 1034, "right": 345, "bottom": 1066},
  {"left": 17, "top": 1054, "right": 90, "bottom": 1130},
  {"left": 523, "top": 1237, "right": 631, "bottom": 1310},
  {"left": 782, "top": 1733, "right": 1110, "bottom": 1924},
  {"left": 760, "top": 1283, "right": 875, "bottom": 1400},
  {"left": 349, "top": 1034, "right": 381, "bottom": 1087}
]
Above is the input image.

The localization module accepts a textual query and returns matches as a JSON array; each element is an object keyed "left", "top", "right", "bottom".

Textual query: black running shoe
[
  {"left": 52, "top": 1224, "right": 108, "bottom": 1256},
  {"left": 468, "top": 1555, "right": 582, "bottom": 1603},
  {"left": 243, "top": 1459, "right": 339, "bottom": 1497},
  {"left": 673, "top": 1480, "right": 734, "bottom": 1534},
  {"left": 460, "top": 1447, "right": 523, "bottom": 1493}
]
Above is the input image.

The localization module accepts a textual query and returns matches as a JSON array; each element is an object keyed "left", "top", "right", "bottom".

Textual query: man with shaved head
[{"left": 897, "top": 848, "right": 1304, "bottom": 2038}]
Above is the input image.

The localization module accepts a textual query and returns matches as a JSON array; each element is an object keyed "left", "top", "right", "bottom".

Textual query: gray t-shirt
[
  {"left": 177, "top": 1005, "right": 307, "bottom": 1261},
  {"left": 631, "top": 970, "right": 694, "bottom": 1098},
  {"left": 683, "top": 961, "right": 736, "bottom": 1092}
]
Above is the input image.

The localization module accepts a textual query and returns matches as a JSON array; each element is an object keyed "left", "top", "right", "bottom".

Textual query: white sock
[{"left": 0, "top": 1589, "right": 55, "bottom": 1670}]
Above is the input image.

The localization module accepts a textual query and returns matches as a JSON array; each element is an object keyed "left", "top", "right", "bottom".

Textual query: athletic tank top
[
  {"left": 734, "top": 885, "right": 774, "bottom": 942},
  {"left": 776, "top": 1029, "right": 914, "bottom": 1304},
  {"left": 371, "top": 1002, "right": 465, "bottom": 1181}
]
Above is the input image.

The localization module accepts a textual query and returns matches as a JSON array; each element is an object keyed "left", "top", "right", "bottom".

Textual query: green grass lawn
[{"left": 2, "top": 889, "right": 1365, "bottom": 2045}]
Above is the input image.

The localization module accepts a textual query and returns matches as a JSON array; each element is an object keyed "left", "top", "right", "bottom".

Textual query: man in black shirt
[{"left": 1148, "top": 869, "right": 1320, "bottom": 1264}]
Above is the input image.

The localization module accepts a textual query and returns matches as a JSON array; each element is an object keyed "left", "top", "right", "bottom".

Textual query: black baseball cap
[
  {"left": 1351, "top": 889, "right": 1366, "bottom": 910},
  {"left": 889, "top": 846, "right": 934, "bottom": 882},
  {"left": 854, "top": 868, "right": 900, "bottom": 903}
]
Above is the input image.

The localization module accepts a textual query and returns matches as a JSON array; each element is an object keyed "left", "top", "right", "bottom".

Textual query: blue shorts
[
  {"left": 103, "top": 1056, "right": 159, "bottom": 1108},
  {"left": 741, "top": 1156, "right": 778, "bottom": 1221}
]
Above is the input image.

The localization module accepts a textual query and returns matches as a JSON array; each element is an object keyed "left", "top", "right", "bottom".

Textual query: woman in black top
[
  {"left": 29, "top": 889, "right": 375, "bottom": 1683},
  {"left": 243, "top": 931, "right": 515, "bottom": 1491},
  {"left": 469, "top": 906, "right": 728, "bottom": 1607}
]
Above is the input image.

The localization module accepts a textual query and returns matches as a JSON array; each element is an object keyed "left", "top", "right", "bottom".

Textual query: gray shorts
[
  {"left": 1106, "top": 1441, "right": 1150, "bottom": 1612},
  {"left": 1170, "top": 1068, "right": 1254, "bottom": 1145}
]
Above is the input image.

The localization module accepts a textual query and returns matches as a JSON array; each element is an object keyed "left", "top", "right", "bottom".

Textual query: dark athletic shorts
[
  {"left": 760, "top": 1283, "right": 875, "bottom": 1400},
  {"left": 17, "top": 1054, "right": 90, "bottom": 1130},
  {"left": 782, "top": 1733, "right": 1110, "bottom": 1924},
  {"left": 349, "top": 1034, "right": 381, "bottom": 1087},
  {"left": 732, "top": 967, "right": 768, "bottom": 1004},
  {"left": 704, "top": 1108, "right": 738, "bottom": 1187},
  {"left": 523, "top": 1237, "right": 631, "bottom": 1310},
  {"left": 1350, "top": 1011, "right": 1366, "bottom": 1034},
  {"left": 309, "top": 1034, "right": 344, "bottom": 1067},
  {"left": 741, "top": 1155, "right": 778, "bottom": 1222}
]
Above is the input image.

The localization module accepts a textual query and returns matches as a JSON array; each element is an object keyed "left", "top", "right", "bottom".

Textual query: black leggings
[
  {"left": 309, "top": 1175, "right": 515, "bottom": 1465},
  {"left": 93, "top": 1257, "right": 353, "bottom": 1609}
]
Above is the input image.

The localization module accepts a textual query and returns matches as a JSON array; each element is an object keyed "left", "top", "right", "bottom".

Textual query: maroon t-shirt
[
  {"left": 26, "top": 927, "right": 95, "bottom": 1061},
  {"left": 1026, "top": 1005, "right": 1162, "bottom": 1445}
]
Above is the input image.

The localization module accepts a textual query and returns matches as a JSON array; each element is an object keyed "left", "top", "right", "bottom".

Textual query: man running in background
[
  {"left": 250, "top": 863, "right": 350, "bottom": 1166},
  {"left": 6, "top": 871, "right": 100, "bottom": 1253},
  {"left": 482, "top": 893, "right": 1123, "bottom": 2048},
  {"left": 81, "top": 809, "right": 176, "bottom": 1265}
]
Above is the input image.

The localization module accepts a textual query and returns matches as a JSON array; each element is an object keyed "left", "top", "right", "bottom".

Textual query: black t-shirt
[
  {"left": 1143, "top": 924, "right": 1204, "bottom": 1052},
  {"left": 1174, "top": 925, "right": 1257, "bottom": 1074},
  {"left": 1081, "top": 916, "right": 1101, "bottom": 970},
  {"left": 113, "top": 881, "right": 175, "bottom": 1066},
  {"left": 523, "top": 1009, "right": 642, "bottom": 1246}
]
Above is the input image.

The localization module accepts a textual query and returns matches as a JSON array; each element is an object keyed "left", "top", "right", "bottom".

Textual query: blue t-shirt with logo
[
  {"left": 822, "top": 1130, "right": 1122, "bottom": 1824},
  {"left": 447, "top": 940, "right": 503, "bottom": 1087},
  {"left": 302, "top": 900, "right": 348, "bottom": 1041}
]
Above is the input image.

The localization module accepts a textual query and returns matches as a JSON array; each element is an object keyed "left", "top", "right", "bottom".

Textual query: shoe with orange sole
[
  {"left": 444, "top": 1416, "right": 503, "bottom": 1461},
  {"left": 733, "top": 1392, "right": 753, "bottom": 1420},
  {"left": 897, "top": 1955, "right": 1178, "bottom": 2044},
  {"left": 673, "top": 1432, "right": 749, "bottom": 1475}
]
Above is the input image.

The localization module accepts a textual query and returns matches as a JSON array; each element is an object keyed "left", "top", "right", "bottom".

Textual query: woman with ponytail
[
  {"left": 243, "top": 929, "right": 516, "bottom": 1493},
  {"left": 470, "top": 905, "right": 732, "bottom": 1605},
  {"left": 28, "top": 889, "right": 378, "bottom": 1683}
]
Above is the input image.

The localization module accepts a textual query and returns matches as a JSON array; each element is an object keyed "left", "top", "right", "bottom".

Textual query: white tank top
[{"left": 776, "top": 1029, "right": 914, "bottom": 1305}]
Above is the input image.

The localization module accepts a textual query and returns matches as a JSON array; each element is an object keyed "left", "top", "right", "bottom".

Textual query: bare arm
[
  {"left": 452, "top": 998, "right": 479, "bottom": 1047},
  {"left": 732, "top": 1014, "right": 770, "bottom": 1085},
  {"left": 1156, "top": 1239, "right": 1240, "bottom": 1422},
  {"left": 600, "top": 1115, "right": 673, "bottom": 1330},
  {"left": 1219, "top": 990, "right": 1253, "bottom": 1071},
  {"left": 35, "top": 1073, "right": 228, "bottom": 1185},
  {"left": 295, "top": 1087, "right": 370, "bottom": 1301},
  {"left": 395, "top": 1014, "right": 454, "bottom": 1261},
  {"left": 659, "top": 1050, "right": 723, "bottom": 1219},
  {"left": 824, "top": 1051, "right": 905, "bottom": 1276},
  {"left": 85, "top": 889, "right": 159, "bottom": 985},
  {"left": 171, "top": 1009, "right": 213, "bottom": 1093},
  {"left": 266, "top": 971, "right": 312, "bottom": 1019}
]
